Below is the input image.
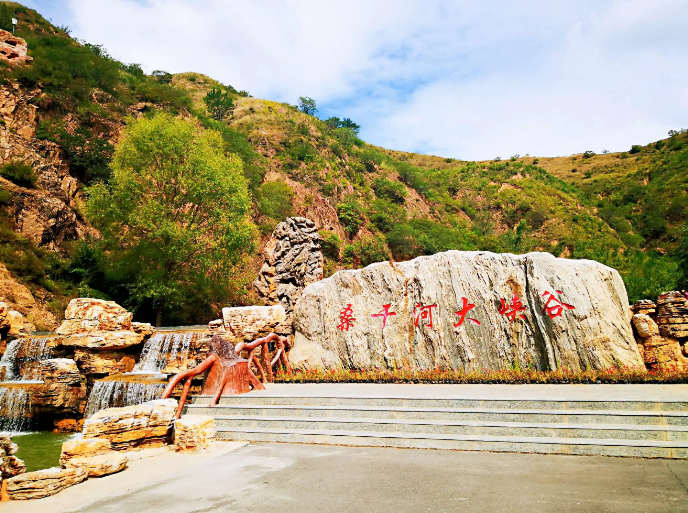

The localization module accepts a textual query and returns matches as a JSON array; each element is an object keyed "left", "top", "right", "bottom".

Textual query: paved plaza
[{"left": 5, "top": 442, "right": 686, "bottom": 513}]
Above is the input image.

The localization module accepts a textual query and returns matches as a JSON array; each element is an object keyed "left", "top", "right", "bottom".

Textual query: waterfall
[
  {"left": 134, "top": 331, "right": 198, "bottom": 373},
  {"left": 0, "top": 337, "right": 53, "bottom": 381},
  {"left": 0, "top": 385, "right": 33, "bottom": 432},
  {"left": 85, "top": 379, "right": 167, "bottom": 417}
]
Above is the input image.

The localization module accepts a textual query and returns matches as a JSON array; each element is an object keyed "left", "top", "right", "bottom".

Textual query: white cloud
[{"left": 45, "top": 0, "right": 688, "bottom": 159}]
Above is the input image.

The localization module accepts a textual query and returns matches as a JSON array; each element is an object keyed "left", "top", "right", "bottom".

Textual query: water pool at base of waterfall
[{"left": 13, "top": 431, "right": 76, "bottom": 472}]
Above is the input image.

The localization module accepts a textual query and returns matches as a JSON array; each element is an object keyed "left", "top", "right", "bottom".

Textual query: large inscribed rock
[{"left": 291, "top": 251, "right": 642, "bottom": 371}]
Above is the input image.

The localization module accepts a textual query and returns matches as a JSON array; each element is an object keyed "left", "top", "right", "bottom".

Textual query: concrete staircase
[{"left": 184, "top": 389, "right": 688, "bottom": 459}]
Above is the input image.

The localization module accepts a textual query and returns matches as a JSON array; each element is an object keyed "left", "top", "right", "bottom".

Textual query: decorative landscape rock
[
  {"left": 221, "top": 305, "right": 286, "bottom": 343},
  {"left": 62, "top": 330, "right": 145, "bottom": 350},
  {"left": 6, "top": 467, "right": 87, "bottom": 500},
  {"left": 59, "top": 438, "right": 112, "bottom": 467},
  {"left": 82, "top": 399, "right": 177, "bottom": 451},
  {"left": 253, "top": 217, "right": 323, "bottom": 322},
  {"left": 73, "top": 349, "right": 136, "bottom": 376},
  {"left": 64, "top": 452, "right": 128, "bottom": 477},
  {"left": 291, "top": 250, "right": 643, "bottom": 371},
  {"left": 39, "top": 358, "right": 82, "bottom": 386},
  {"left": 656, "top": 292, "right": 688, "bottom": 339},
  {"left": 0, "top": 301, "right": 30, "bottom": 336},
  {"left": 631, "top": 293, "right": 688, "bottom": 369},
  {"left": 57, "top": 298, "right": 133, "bottom": 335},
  {"left": 0, "top": 435, "right": 26, "bottom": 479},
  {"left": 174, "top": 415, "right": 215, "bottom": 452}
]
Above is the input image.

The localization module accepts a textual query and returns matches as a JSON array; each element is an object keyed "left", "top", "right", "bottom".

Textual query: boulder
[
  {"left": 222, "top": 305, "right": 286, "bottom": 342},
  {"left": 174, "top": 415, "right": 215, "bottom": 452},
  {"left": 632, "top": 314, "right": 659, "bottom": 339},
  {"left": 291, "top": 251, "right": 643, "bottom": 371},
  {"left": 56, "top": 298, "right": 133, "bottom": 335},
  {"left": 59, "top": 438, "right": 111, "bottom": 467},
  {"left": 631, "top": 299, "right": 656, "bottom": 316},
  {"left": 82, "top": 399, "right": 177, "bottom": 451},
  {"left": 6, "top": 467, "right": 87, "bottom": 500},
  {"left": 0, "top": 434, "right": 26, "bottom": 478},
  {"left": 253, "top": 217, "right": 323, "bottom": 321},
  {"left": 62, "top": 330, "right": 145, "bottom": 350},
  {"left": 64, "top": 452, "right": 127, "bottom": 477},
  {"left": 39, "top": 358, "right": 82, "bottom": 386},
  {"left": 0, "top": 30, "right": 32, "bottom": 66},
  {"left": 73, "top": 349, "right": 136, "bottom": 375}
]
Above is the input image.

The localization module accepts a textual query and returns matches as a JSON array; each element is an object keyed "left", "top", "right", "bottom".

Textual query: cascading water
[
  {"left": 85, "top": 377, "right": 167, "bottom": 417},
  {"left": 0, "top": 336, "right": 56, "bottom": 432},
  {"left": 0, "top": 337, "right": 54, "bottom": 381},
  {"left": 134, "top": 331, "right": 199, "bottom": 373},
  {"left": 85, "top": 330, "right": 203, "bottom": 417},
  {"left": 0, "top": 385, "right": 32, "bottom": 432}
]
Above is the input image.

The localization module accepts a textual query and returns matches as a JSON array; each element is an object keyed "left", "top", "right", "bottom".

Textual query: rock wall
[
  {"left": 0, "top": 83, "right": 95, "bottom": 251},
  {"left": 631, "top": 292, "right": 688, "bottom": 369},
  {"left": 253, "top": 217, "right": 323, "bottom": 325},
  {"left": 291, "top": 251, "right": 642, "bottom": 371}
]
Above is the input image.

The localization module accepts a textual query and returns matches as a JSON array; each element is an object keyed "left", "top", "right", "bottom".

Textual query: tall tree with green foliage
[
  {"left": 87, "top": 113, "right": 255, "bottom": 325},
  {"left": 203, "top": 87, "right": 234, "bottom": 121},
  {"left": 298, "top": 96, "right": 317, "bottom": 115}
]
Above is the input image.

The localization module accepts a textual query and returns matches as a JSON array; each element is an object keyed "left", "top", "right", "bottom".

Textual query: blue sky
[{"left": 22, "top": 0, "right": 688, "bottom": 160}]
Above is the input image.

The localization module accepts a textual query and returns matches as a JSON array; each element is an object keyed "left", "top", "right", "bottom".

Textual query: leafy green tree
[
  {"left": 203, "top": 87, "right": 234, "bottom": 121},
  {"left": 87, "top": 113, "right": 255, "bottom": 325},
  {"left": 677, "top": 223, "right": 688, "bottom": 290},
  {"left": 152, "top": 70, "right": 173, "bottom": 84},
  {"left": 298, "top": 96, "right": 317, "bottom": 115}
]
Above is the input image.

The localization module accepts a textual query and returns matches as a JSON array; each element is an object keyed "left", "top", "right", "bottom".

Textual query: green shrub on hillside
[
  {"left": 0, "top": 162, "right": 36, "bottom": 188},
  {"left": 319, "top": 231, "right": 342, "bottom": 259},
  {"left": 337, "top": 201, "right": 365, "bottom": 237},
  {"left": 372, "top": 177, "right": 406, "bottom": 204},
  {"left": 369, "top": 199, "right": 406, "bottom": 233},
  {"left": 342, "top": 235, "right": 390, "bottom": 267},
  {"left": 677, "top": 224, "right": 688, "bottom": 291},
  {"left": 256, "top": 181, "right": 294, "bottom": 221}
]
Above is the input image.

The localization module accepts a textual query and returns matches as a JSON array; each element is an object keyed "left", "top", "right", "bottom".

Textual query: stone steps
[{"left": 184, "top": 393, "right": 688, "bottom": 458}]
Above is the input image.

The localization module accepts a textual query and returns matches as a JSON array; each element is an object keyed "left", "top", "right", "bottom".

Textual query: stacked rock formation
[
  {"left": 291, "top": 250, "right": 643, "bottom": 371},
  {"left": 82, "top": 398, "right": 177, "bottom": 451},
  {"left": 253, "top": 217, "right": 323, "bottom": 326},
  {"left": 0, "top": 434, "right": 26, "bottom": 488},
  {"left": 631, "top": 292, "right": 688, "bottom": 369}
]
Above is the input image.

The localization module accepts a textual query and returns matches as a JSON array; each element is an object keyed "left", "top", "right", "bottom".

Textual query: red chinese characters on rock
[
  {"left": 499, "top": 294, "right": 527, "bottom": 322},
  {"left": 542, "top": 290, "right": 575, "bottom": 318},
  {"left": 414, "top": 303, "right": 438, "bottom": 329},
  {"left": 336, "top": 304, "right": 356, "bottom": 332},
  {"left": 371, "top": 304, "right": 397, "bottom": 330},
  {"left": 453, "top": 297, "right": 481, "bottom": 327}
]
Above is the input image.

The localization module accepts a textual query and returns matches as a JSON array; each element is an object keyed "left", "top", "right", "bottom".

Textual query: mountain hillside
[{"left": 0, "top": 2, "right": 685, "bottom": 326}]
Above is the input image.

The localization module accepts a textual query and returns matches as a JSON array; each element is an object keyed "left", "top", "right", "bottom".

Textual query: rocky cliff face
[
  {"left": 291, "top": 251, "right": 642, "bottom": 371},
  {"left": 253, "top": 217, "right": 323, "bottom": 325},
  {"left": 0, "top": 83, "right": 95, "bottom": 251}
]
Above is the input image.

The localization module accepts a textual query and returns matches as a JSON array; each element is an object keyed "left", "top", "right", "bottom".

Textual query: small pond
[{"left": 13, "top": 431, "right": 75, "bottom": 472}]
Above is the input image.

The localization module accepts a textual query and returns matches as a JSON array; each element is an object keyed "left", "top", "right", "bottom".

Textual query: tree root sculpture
[
  {"left": 236, "top": 333, "right": 292, "bottom": 384},
  {"left": 162, "top": 334, "right": 266, "bottom": 419}
]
